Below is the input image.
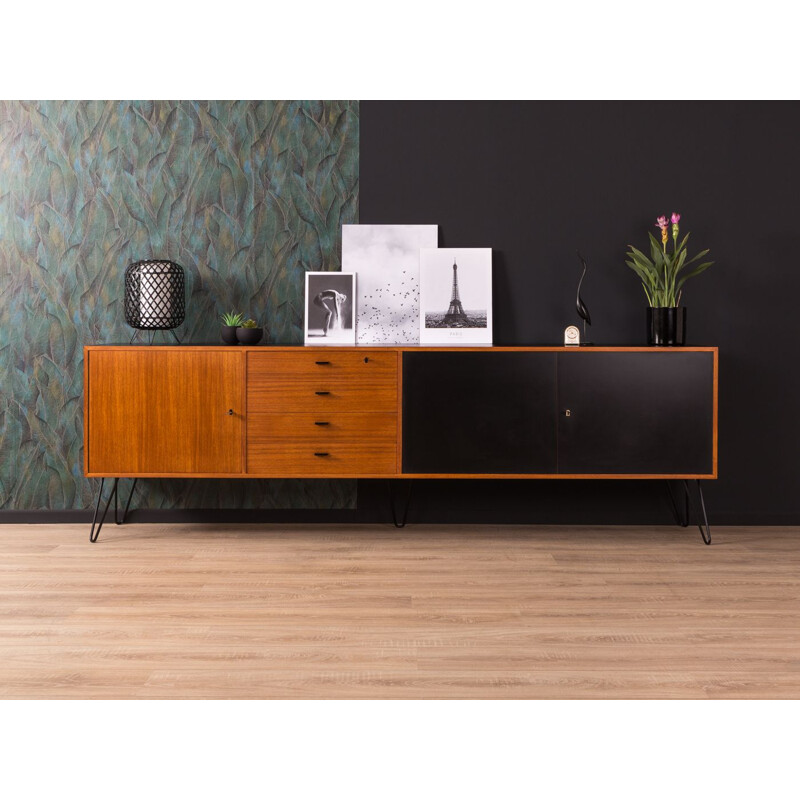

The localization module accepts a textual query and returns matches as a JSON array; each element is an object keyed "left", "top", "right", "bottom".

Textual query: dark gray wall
[{"left": 359, "top": 101, "right": 800, "bottom": 524}]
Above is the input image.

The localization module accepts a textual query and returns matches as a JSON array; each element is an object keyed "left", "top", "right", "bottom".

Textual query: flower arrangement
[{"left": 625, "top": 213, "right": 714, "bottom": 307}]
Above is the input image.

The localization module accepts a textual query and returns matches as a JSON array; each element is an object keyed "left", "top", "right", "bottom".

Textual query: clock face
[{"left": 565, "top": 326, "right": 580, "bottom": 344}]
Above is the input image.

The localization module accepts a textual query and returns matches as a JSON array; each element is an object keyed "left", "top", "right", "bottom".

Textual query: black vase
[
  {"left": 220, "top": 325, "right": 239, "bottom": 345},
  {"left": 236, "top": 327, "right": 264, "bottom": 345},
  {"left": 647, "top": 307, "right": 686, "bottom": 346}
]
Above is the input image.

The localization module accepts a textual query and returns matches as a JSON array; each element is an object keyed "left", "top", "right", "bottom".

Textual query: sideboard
[{"left": 84, "top": 345, "right": 718, "bottom": 543}]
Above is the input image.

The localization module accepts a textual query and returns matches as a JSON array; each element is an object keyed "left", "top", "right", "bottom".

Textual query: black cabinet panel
[
  {"left": 402, "top": 352, "right": 556, "bottom": 473},
  {"left": 557, "top": 352, "right": 714, "bottom": 474}
]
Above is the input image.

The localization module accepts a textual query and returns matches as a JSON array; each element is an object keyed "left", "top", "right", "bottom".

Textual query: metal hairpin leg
[
  {"left": 386, "top": 480, "right": 413, "bottom": 528},
  {"left": 89, "top": 478, "right": 137, "bottom": 542},
  {"left": 682, "top": 479, "right": 712, "bottom": 545},
  {"left": 116, "top": 478, "right": 137, "bottom": 525},
  {"left": 666, "top": 481, "right": 689, "bottom": 527},
  {"left": 90, "top": 478, "right": 117, "bottom": 543}
]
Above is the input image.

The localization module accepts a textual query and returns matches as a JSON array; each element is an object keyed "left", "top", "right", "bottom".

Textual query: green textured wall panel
[{"left": 0, "top": 100, "right": 359, "bottom": 510}]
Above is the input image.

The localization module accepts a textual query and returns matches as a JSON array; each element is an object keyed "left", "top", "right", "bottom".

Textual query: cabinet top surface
[{"left": 84, "top": 344, "right": 719, "bottom": 352}]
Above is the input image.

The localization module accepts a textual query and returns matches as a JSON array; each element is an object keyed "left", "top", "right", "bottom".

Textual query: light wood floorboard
[{"left": 1, "top": 523, "right": 799, "bottom": 698}]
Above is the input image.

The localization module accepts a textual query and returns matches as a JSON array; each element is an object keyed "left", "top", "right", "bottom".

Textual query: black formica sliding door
[
  {"left": 402, "top": 352, "right": 557, "bottom": 474},
  {"left": 556, "top": 351, "right": 714, "bottom": 475},
  {"left": 402, "top": 350, "right": 715, "bottom": 476}
]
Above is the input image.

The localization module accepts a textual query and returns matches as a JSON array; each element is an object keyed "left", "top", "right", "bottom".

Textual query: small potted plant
[
  {"left": 625, "top": 213, "right": 714, "bottom": 346},
  {"left": 235, "top": 318, "right": 264, "bottom": 345},
  {"left": 220, "top": 311, "right": 244, "bottom": 344}
]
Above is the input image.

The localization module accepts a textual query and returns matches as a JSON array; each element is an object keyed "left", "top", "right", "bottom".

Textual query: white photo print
[
  {"left": 419, "top": 248, "right": 493, "bottom": 346},
  {"left": 343, "top": 224, "right": 438, "bottom": 344},
  {"left": 304, "top": 272, "right": 356, "bottom": 345}
]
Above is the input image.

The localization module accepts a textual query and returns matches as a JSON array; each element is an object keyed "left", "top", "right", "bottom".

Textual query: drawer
[
  {"left": 248, "top": 350, "right": 398, "bottom": 382},
  {"left": 248, "top": 412, "right": 397, "bottom": 443},
  {"left": 248, "top": 381, "right": 397, "bottom": 414},
  {"left": 247, "top": 442, "right": 398, "bottom": 476}
]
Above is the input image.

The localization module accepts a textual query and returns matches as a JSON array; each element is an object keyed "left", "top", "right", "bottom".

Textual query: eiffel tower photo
[
  {"left": 421, "top": 248, "right": 490, "bottom": 339},
  {"left": 443, "top": 259, "right": 468, "bottom": 324}
]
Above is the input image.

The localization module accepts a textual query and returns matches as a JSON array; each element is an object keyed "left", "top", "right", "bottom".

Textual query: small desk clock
[{"left": 564, "top": 325, "right": 581, "bottom": 346}]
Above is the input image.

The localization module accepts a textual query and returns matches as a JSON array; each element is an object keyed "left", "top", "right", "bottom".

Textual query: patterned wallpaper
[{"left": 0, "top": 100, "right": 359, "bottom": 510}]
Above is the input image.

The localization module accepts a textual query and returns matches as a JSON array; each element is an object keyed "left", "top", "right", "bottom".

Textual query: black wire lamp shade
[{"left": 124, "top": 260, "right": 185, "bottom": 331}]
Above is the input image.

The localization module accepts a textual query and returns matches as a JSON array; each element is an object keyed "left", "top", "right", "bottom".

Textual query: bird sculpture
[{"left": 575, "top": 250, "right": 592, "bottom": 341}]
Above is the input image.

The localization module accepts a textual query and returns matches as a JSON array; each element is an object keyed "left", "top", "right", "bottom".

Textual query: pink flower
[
  {"left": 671, "top": 212, "right": 681, "bottom": 224},
  {"left": 655, "top": 216, "right": 669, "bottom": 230}
]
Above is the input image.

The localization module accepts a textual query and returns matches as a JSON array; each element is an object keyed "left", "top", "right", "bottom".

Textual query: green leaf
[
  {"left": 648, "top": 232, "right": 662, "bottom": 263},
  {"left": 629, "top": 257, "right": 659, "bottom": 284},
  {"left": 626, "top": 249, "right": 653, "bottom": 271},
  {"left": 669, "top": 249, "right": 687, "bottom": 296},
  {"left": 681, "top": 248, "right": 711, "bottom": 268},
  {"left": 628, "top": 250, "right": 654, "bottom": 269},
  {"left": 628, "top": 245, "right": 654, "bottom": 268},
  {"left": 626, "top": 260, "right": 658, "bottom": 291},
  {"left": 676, "top": 261, "right": 714, "bottom": 290}
]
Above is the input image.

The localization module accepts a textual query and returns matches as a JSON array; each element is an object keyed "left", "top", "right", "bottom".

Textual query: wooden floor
[{"left": 1, "top": 523, "right": 799, "bottom": 698}]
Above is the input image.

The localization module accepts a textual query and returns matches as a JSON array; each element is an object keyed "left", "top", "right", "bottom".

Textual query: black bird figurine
[{"left": 575, "top": 250, "right": 592, "bottom": 342}]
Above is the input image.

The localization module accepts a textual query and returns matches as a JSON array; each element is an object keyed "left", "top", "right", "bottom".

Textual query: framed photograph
[
  {"left": 343, "top": 224, "right": 438, "bottom": 345},
  {"left": 419, "top": 248, "right": 492, "bottom": 346},
  {"left": 304, "top": 272, "right": 356, "bottom": 345}
]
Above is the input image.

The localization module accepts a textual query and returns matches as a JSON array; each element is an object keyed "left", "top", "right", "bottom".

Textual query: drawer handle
[
  {"left": 315, "top": 391, "right": 330, "bottom": 396},
  {"left": 227, "top": 409, "right": 234, "bottom": 416},
  {"left": 314, "top": 421, "right": 330, "bottom": 426},
  {"left": 315, "top": 360, "right": 331, "bottom": 365},
  {"left": 314, "top": 452, "right": 330, "bottom": 457},
  {"left": 364, "top": 357, "right": 369, "bottom": 363}
]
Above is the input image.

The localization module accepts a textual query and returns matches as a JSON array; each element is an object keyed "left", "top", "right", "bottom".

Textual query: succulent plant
[
  {"left": 241, "top": 319, "right": 259, "bottom": 329},
  {"left": 221, "top": 311, "right": 245, "bottom": 327}
]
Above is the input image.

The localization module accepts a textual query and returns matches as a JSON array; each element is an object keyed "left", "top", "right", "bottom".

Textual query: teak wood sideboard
[{"left": 83, "top": 345, "right": 718, "bottom": 543}]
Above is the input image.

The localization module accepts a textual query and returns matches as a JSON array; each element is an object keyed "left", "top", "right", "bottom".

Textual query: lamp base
[{"left": 129, "top": 329, "right": 182, "bottom": 345}]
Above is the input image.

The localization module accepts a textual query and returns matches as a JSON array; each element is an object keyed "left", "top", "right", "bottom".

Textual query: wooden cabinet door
[
  {"left": 401, "top": 352, "right": 557, "bottom": 474},
  {"left": 557, "top": 351, "right": 715, "bottom": 475},
  {"left": 87, "top": 350, "right": 243, "bottom": 475}
]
